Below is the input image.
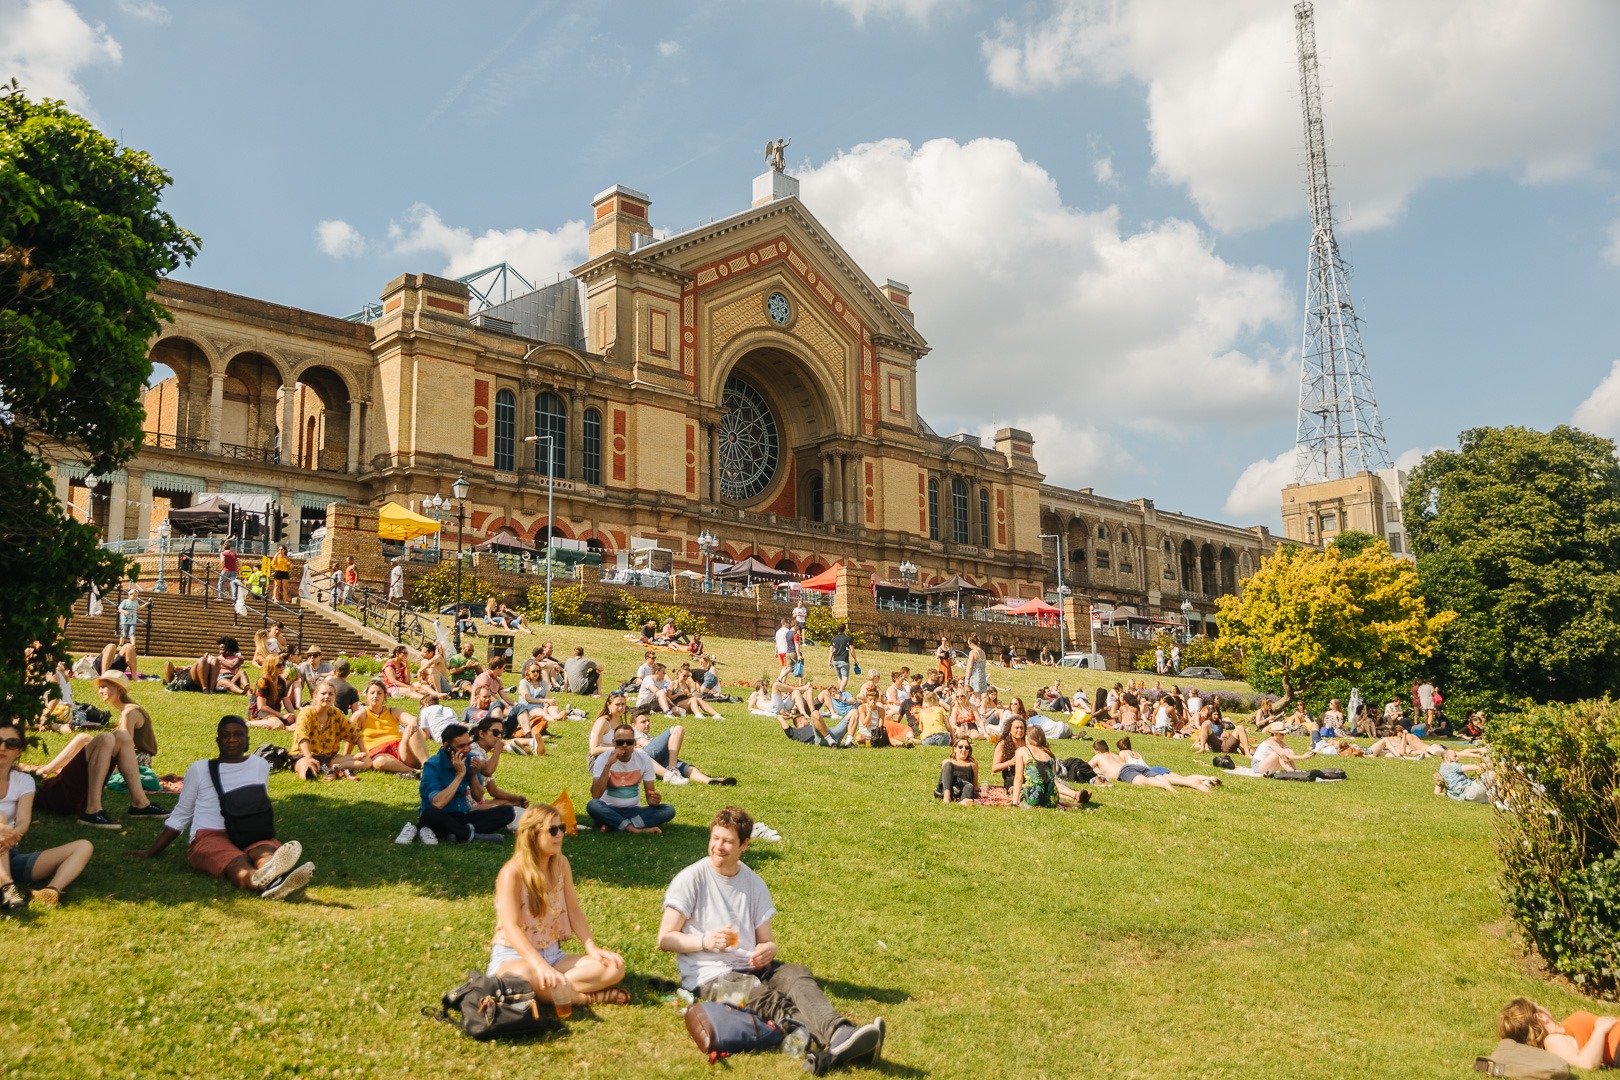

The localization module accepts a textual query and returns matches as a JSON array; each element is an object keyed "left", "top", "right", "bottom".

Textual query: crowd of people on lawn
[{"left": 2, "top": 604, "right": 1521, "bottom": 1070}]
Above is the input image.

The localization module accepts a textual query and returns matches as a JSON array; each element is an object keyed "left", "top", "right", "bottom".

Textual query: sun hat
[
  {"left": 95, "top": 669, "right": 131, "bottom": 692},
  {"left": 1267, "top": 720, "right": 1288, "bottom": 734}
]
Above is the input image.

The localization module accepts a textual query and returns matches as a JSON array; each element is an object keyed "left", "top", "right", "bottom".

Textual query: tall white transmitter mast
[{"left": 1293, "top": 1, "right": 1391, "bottom": 483}]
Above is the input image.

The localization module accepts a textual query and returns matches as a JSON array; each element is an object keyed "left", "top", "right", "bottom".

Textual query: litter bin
[{"left": 486, "top": 633, "right": 514, "bottom": 667}]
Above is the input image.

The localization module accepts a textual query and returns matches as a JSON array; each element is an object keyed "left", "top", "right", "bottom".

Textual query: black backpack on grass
[
  {"left": 1056, "top": 757, "right": 1094, "bottom": 784},
  {"left": 427, "top": 971, "right": 555, "bottom": 1041},
  {"left": 254, "top": 744, "right": 295, "bottom": 772}
]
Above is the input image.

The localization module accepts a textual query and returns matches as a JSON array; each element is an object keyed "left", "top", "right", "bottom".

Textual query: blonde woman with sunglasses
[{"left": 487, "top": 804, "right": 628, "bottom": 1007}]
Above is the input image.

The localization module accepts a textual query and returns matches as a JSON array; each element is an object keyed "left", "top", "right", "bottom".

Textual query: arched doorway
[
  {"left": 285, "top": 365, "right": 353, "bottom": 473},
  {"left": 715, "top": 346, "right": 836, "bottom": 516}
]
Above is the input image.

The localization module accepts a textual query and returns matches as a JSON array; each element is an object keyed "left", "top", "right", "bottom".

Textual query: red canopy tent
[
  {"left": 799, "top": 562, "right": 842, "bottom": 592},
  {"left": 1008, "top": 597, "right": 1060, "bottom": 615}
]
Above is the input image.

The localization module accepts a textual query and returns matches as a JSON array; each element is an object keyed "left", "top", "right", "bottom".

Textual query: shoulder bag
[{"left": 208, "top": 760, "right": 277, "bottom": 849}]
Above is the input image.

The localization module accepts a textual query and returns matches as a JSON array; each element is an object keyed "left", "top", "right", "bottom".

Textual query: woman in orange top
[
  {"left": 1499, "top": 998, "right": 1620, "bottom": 1071},
  {"left": 935, "top": 637, "right": 954, "bottom": 684}
]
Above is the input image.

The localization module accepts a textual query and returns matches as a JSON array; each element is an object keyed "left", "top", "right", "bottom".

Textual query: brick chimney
[
  {"left": 880, "top": 279, "right": 913, "bottom": 325},
  {"left": 588, "top": 185, "right": 653, "bottom": 259}
]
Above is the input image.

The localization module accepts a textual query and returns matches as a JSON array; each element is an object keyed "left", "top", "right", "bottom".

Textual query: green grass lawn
[{"left": 2, "top": 626, "right": 1572, "bottom": 1079}]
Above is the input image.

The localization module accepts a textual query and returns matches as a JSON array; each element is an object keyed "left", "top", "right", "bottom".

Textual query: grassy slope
[{"left": 1, "top": 623, "right": 1568, "bottom": 1079}]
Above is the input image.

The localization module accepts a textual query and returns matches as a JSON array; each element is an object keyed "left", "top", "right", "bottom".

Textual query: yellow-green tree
[{"left": 1215, "top": 540, "right": 1454, "bottom": 707}]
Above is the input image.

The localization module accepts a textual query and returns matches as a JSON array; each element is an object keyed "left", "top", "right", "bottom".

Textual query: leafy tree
[
  {"left": 0, "top": 84, "right": 198, "bottom": 717},
  {"left": 1405, "top": 425, "right": 1620, "bottom": 705},
  {"left": 1329, "top": 530, "right": 1380, "bottom": 557},
  {"left": 1214, "top": 540, "right": 1453, "bottom": 708}
]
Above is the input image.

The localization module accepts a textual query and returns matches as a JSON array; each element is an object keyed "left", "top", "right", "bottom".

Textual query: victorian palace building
[{"left": 62, "top": 168, "right": 1276, "bottom": 630}]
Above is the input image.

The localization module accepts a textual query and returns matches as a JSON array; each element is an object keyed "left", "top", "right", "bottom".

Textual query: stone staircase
[{"left": 67, "top": 590, "right": 388, "bottom": 659}]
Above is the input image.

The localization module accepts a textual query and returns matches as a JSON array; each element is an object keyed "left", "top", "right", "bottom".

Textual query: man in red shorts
[{"left": 130, "top": 715, "right": 314, "bottom": 901}]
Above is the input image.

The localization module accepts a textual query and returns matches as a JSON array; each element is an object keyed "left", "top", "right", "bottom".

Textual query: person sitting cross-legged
[
  {"left": 397, "top": 717, "right": 528, "bottom": 845},
  {"left": 588, "top": 701, "right": 736, "bottom": 787},
  {"left": 354, "top": 678, "right": 430, "bottom": 776},
  {"left": 291, "top": 681, "right": 370, "bottom": 781},
  {"left": 416, "top": 724, "right": 518, "bottom": 845},
  {"left": 128, "top": 715, "right": 315, "bottom": 901},
  {"left": 1250, "top": 722, "right": 1317, "bottom": 775},
  {"left": 935, "top": 737, "right": 980, "bottom": 805},
  {"left": 657, "top": 806, "right": 887, "bottom": 1069},
  {"left": 587, "top": 724, "right": 675, "bottom": 835},
  {"left": 27, "top": 670, "right": 167, "bottom": 830},
  {"left": 485, "top": 804, "right": 629, "bottom": 1007},
  {"left": 0, "top": 720, "right": 95, "bottom": 912}
]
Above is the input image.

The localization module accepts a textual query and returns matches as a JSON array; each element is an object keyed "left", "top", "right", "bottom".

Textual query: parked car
[
  {"left": 1179, "top": 665, "right": 1227, "bottom": 680},
  {"left": 437, "top": 602, "right": 488, "bottom": 618},
  {"left": 1058, "top": 652, "right": 1107, "bottom": 670}
]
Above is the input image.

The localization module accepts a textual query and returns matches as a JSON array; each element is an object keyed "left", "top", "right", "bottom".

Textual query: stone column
[
  {"left": 568, "top": 390, "right": 584, "bottom": 482},
  {"left": 279, "top": 385, "right": 297, "bottom": 465},
  {"left": 347, "top": 399, "right": 363, "bottom": 473},
  {"left": 125, "top": 470, "right": 147, "bottom": 541},
  {"left": 833, "top": 453, "right": 847, "bottom": 524},
  {"left": 1193, "top": 553, "right": 1204, "bottom": 596},
  {"left": 281, "top": 487, "right": 300, "bottom": 548},
  {"left": 819, "top": 451, "right": 834, "bottom": 522},
  {"left": 207, "top": 372, "right": 225, "bottom": 454},
  {"left": 707, "top": 422, "right": 720, "bottom": 503},
  {"left": 847, "top": 454, "right": 862, "bottom": 526},
  {"left": 831, "top": 563, "right": 874, "bottom": 624}
]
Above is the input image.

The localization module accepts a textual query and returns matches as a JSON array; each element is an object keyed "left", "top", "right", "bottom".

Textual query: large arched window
[
  {"left": 581, "top": 408, "right": 602, "bottom": 486},
  {"left": 493, "top": 389, "right": 516, "bottom": 471},
  {"left": 926, "top": 477, "right": 940, "bottom": 540},
  {"left": 534, "top": 392, "right": 567, "bottom": 478},
  {"left": 950, "top": 478, "right": 970, "bottom": 544},
  {"left": 978, "top": 487, "right": 991, "bottom": 547}
]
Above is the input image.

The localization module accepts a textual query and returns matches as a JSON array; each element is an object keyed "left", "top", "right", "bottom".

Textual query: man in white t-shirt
[
  {"left": 417, "top": 689, "right": 460, "bottom": 743},
  {"left": 773, "top": 620, "right": 794, "bottom": 676},
  {"left": 658, "top": 806, "right": 885, "bottom": 1068},
  {"left": 1416, "top": 679, "right": 1437, "bottom": 719},
  {"left": 130, "top": 715, "right": 314, "bottom": 900},
  {"left": 635, "top": 662, "right": 682, "bottom": 716},
  {"left": 587, "top": 724, "right": 674, "bottom": 833}
]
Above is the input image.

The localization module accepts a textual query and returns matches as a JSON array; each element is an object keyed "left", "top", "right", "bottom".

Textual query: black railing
[
  {"left": 321, "top": 575, "right": 434, "bottom": 648},
  {"left": 143, "top": 430, "right": 280, "bottom": 464},
  {"left": 144, "top": 430, "right": 210, "bottom": 453}
]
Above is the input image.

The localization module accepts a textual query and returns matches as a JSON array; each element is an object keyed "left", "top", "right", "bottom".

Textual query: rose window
[{"left": 718, "top": 376, "right": 781, "bottom": 501}]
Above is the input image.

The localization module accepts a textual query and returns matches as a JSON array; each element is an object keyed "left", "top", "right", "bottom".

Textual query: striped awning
[
  {"left": 221, "top": 481, "right": 279, "bottom": 496},
  {"left": 293, "top": 491, "right": 345, "bottom": 511},
  {"left": 140, "top": 470, "right": 208, "bottom": 494}
]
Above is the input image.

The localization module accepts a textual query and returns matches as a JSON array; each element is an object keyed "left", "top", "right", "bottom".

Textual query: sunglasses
[
  {"left": 545, "top": 824, "right": 566, "bottom": 837},
  {"left": 613, "top": 738, "right": 636, "bottom": 746},
  {"left": 0, "top": 737, "right": 23, "bottom": 750}
]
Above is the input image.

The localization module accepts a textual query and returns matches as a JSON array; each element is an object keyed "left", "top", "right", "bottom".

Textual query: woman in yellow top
[
  {"left": 291, "top": 681, "right": 368, "bottom": 781},
  {"left": 915, "top": 691, "right": 953, "bottom": 747},
  {"left": 268, "top": 544, "right": 293, "bottom": 604},
  {"left": 487, "top": 804, "right": 628, "bottom": 1009},
  {"left": 354, "top": 679, "right": 430, "bottom": 776}
]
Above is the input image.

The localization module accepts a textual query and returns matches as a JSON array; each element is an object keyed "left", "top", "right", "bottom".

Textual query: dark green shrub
[
  {"left": 805, "top": 607, "right": 862, "bottom": 648},
  {"left": 617, "top": 591, "right": 709, "bottom": 638},
  {"left": 1489, "top": 700, "right": 1620, "bottom": 997},
  {"left": 408, "top": 563, "right": 500, "bottom": 613},
  {"left": 1130, "top": 631, "right": 1242, "bottom": 675}
]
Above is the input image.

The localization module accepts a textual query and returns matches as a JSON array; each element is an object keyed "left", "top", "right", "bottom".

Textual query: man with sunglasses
[
  {"left": 415, "top": 724, "right": 517, "bottom": 845},
  {"left": 587, "top": 723, "right": 675, "bottom": 834}
]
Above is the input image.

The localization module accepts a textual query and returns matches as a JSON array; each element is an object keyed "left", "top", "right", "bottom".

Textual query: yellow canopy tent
[{"left": 377, "top": 502, "right": 441, "bottom": 542}]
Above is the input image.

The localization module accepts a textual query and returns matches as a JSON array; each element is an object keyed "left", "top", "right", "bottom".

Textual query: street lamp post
[
  {"left": 1039, "top": 533, "right": 1068, "bottom": 658},
  {"left": 698, "top": 529, "right": 719, "bottom": 591},
  {"left": 155, "top": 520, "right": 172, "bottom": 593},
  {"left": 452, "top": 474, "right": 470, "bottom": 649},
  {"left": 523, "top": 435, "right": 556, "bottom": 626}
]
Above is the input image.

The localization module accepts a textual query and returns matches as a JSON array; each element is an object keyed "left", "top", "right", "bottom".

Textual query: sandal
[{"left": 582, "top": 987, "right": 630, "bottom": 1006}]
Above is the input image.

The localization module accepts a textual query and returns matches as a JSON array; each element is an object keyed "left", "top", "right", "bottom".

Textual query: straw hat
[
  {"left": 96, "top": 669, "right": 131, "bottom": 692},
  {"left": 1266, "top": 720, "right": 1288, "bottom": 734}
]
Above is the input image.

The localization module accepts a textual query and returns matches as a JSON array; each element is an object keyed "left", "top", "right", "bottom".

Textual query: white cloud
[
  {"left": 657, "top": 40, "right": 681, "bottom": 57},
  {"left": 1604, "top": 218, "right": 1620, "bottom": 269},
  {"left": 387, "top": 203, "right": 588, "bottom": 282},
  {"left": 1573, "top": 360, "right": 1620, "bottom": 439},
  {"left": 0, "top": 0, "right": 121, "bottom": 111},
  {"left": 822, "top": 0, "right": 956, "bottom": 23},
  {"left": 1392, "top": 445, "right": 1439, "bottom": 473},
  {"left": 1092, "top": 154, "right": 1117, "bottom": 186},
  {"left": 977, "top": 414, "right": 1135, "bottom": 483},
  {"left": 798, "top": 137, "right": 1293, "bottom": 491},
  {"left": 983, "top": 0, "right": 1620, "bottom": 232},
  {"left": 1223, "top": 447, "right": 1296, "bottom": 520},
  {"left": 114, "top": 0, "right": 169, "bottom": 23},
  {"left": 314, "top": 219, "right": 365, "bottom": 259}
]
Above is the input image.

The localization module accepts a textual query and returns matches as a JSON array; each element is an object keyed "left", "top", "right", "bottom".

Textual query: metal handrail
[{"left": 323, "top": 576, "right": 435, "bottom": 648}]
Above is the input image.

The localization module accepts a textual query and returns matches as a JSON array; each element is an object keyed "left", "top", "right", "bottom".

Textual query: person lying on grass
[
  {"left": 486, "top": 804, "right": 629, "bottom": 1008},
  {"left": 658, "top": 805, "right": 886, "bottom": 1069},
  {"left": 934, "top": 738, "right": 979, "bottom": 805},
  {"left": 291, "top": 680, "right": 370, "bottom": 781},
  {"left": 1090, "top": 739, "right": 1217, "bottom": 792},
  {"left": 1498, "top": 997, "right": 1620, "bottom": 1071},
  {"left": 616, "top": 709, "right": 736, "bottom": 787},
  {"left": 776, "top": 708, "right": 850, "bottom": 747},
  {"left": 1366, "top": 729, "right": 1478, "bottom": 760},
  {"left": 25, "top": 670, "right": 167, "bottom": 830},
  {"left": 1249, "top": 722, "right": 1315, "bottom": 775},
  {"left": 1014, "top": 727, "right": 1091, "bottom": 807},
  {"left": 587, "top": 724, "right": 674, "bottom": 834},
  {"left": 129, "top": 715, "right": 314, "bottom": 902},
  {"left": 354, "top": 678, "right": 430, "bottom": 775},
  {"left": 1434, "top": 749, "right": 1489, "bottom": 803},
  {"left": 1113, "top": 737, "right": 1221, "bottom": 791},
  {"left": 0, "top": 720, "right": 95, "bottom": 912},
  {"left": 416, "top": 724, "right": 518, "bottom": 845}
]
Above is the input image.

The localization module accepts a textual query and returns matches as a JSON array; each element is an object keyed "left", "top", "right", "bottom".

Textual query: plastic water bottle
[{"left": 782, "top": 1025, "right": 810, "bottom": 1060}]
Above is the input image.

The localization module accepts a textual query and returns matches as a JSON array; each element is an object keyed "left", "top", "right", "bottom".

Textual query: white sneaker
[
  {"left": 665, "top": 774, "right": 691, "bottom": 785},
  {"left": 506, "top": 816, "right": 522, "bottom": 833},
  {"left": 249, "top": 841, "right": 303, "bottom": 890},
  {"left": 394, "top": 822, "right": 418, "bottom": 845},
  {"left": 260, "top": 862, "right": 314, "bottom": 901},
  {"left": 418, "top": 827, "right": 439, "bottom": 846}
]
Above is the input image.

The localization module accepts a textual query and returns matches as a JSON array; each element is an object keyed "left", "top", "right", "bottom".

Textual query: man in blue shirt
[{"left": 415, "top": 724, "right": 517, "bottom": 845}]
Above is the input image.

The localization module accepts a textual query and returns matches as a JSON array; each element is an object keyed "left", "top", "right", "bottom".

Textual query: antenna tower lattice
[{"left": 1293, "top": 1, "right": 1391, "bottom": 483}]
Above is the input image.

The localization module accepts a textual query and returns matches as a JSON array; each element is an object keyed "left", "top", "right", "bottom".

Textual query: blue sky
[{"left": 7, "top": 0, "right": 1620, "bottom": 528}]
